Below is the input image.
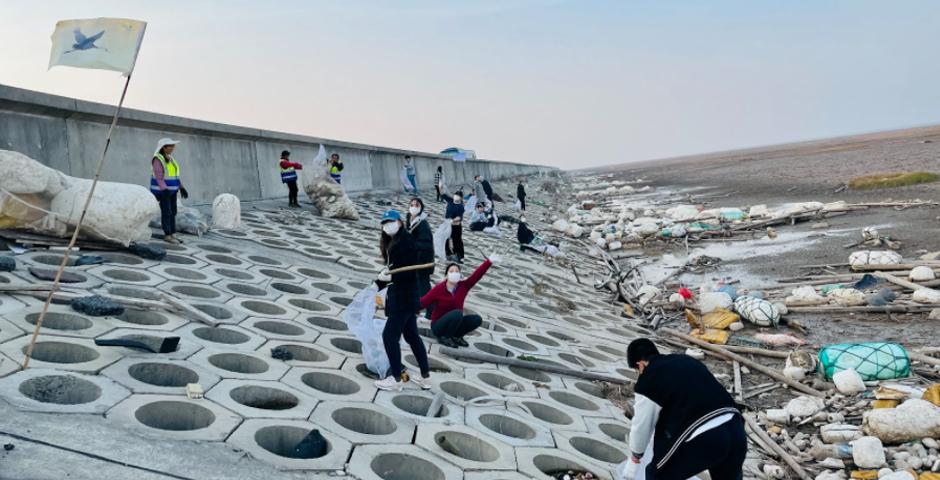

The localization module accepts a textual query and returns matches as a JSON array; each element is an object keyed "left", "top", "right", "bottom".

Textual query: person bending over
[{"left": 420, "top": 256, "right": 499, "bottom": 348}]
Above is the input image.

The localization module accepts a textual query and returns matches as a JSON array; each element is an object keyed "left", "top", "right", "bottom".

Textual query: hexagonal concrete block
[
  {"left": 225, "top": 297, "right": 300, "bottom": 320},
  {"left": 107, "top": 394, "right": 242, "bottom": 442},
  {"left": 515, "top": 446, "right": 614, "bottom": 480},
  {"left": 0, "top": 368, "right": 130, "bottom": 414},
  {"left": 0, "top": 316, "right": 26, "bottom": 344},
  {"left": 277, "top": 295, "right": 340, "bottom": 318},
  {"left": 189, "top": 348, "right": 289, "bottom": 381},
  {"left": 100, "top": 357, "right": 222, "bottom": 394},
  {"left": 93, "top": 328, "right": 202, "bottom": 360},
  {"left": 495, "top": 363, "right": 566, "bottom": 390},
  {"left": 214, "top": 280, "right": 282, "bottom": 300},
  {"left": 206, "top": 379, "right": 317, "bottom": 419},
  {"left": 348, "top": 444, "right": 463, "bottom": 480},
  {"left": 433, "top": 374, "right": 505, "bottom": 405},
  {"left": 2, "top": 306, "right": 117, "bottom": 339},
  {"left": 104, "top": 307, "right": 189, "bottom": 332},
  {"left": 584, "top": 416, "right": 631, "bottom": 448},
  {"left": 309, "top": 401, "right": 415, "bottom": 445},
  {"left": 193, "top": 251, "right": 252, "bottom": 269},
  {"left": 372, "top": 390, "right": 466, "bottom": 425},
  {"left": 315, "top": 333, "right": 363, "bottom": 357},
  {"left": 157, "top": 281, "right": 233, "bottom": 304},
  {"left": 288, "top": 266, "right": 339, "bottom": 284},
  {"left": 87, "top": 265, "right": 166, "bottom": 287},
  {"left": 300, "top": 315, "right": 351, "bottom": 335},
  {"left": 414, "top": 423, "right": 517, "bottom": 471},
  {"left": 0, "top": 294, "right": 28, "bottom": 315},
  {"left": 507, "top": 398, "right": 589, "bottom": 433},
  {"left": 239, "top": 317, "right": 320, "bottom": 343},
  {"left": 0, "top": 335, "right": 123, "bottom": 373},
  {"left": 554, "top": 431, "right": 629, "bottom": 471},
  {"left": 465, "top": 405, "right": 555, "bottom": 448},
  {"left": 148, "top": 263, "right": 223, "bottom": 284},
  {"left": 538, "top": 388, "right": 606, "bottom": 415},
  {"left": 206, "top": 265, "right": 270, "bottom": 285},
  {"left": 255, "top": 340, "right": 344, "bottom": 369},
  {"left": 248, "top": 265, "right": 305, "bottom": 283},
  {"left": 281, "top": 366, "right": 376, "bottom": 403},
  {"left": 176, "top": 323, "right": 267, "bottom": 352},
  {"left": 466, "top": 368, "right": 538, "bottom": 398},
  {"left": 226, "top": 418, "right": 352, "bottom": 471}
]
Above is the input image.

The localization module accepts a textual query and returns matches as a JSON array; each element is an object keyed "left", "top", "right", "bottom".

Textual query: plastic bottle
[{"left": 809, "top": 443, "right": 852, "bottom": 460}]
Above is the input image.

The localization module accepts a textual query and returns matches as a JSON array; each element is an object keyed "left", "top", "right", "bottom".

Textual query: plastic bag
[
  {"left": 175, "top": 199, "right": 208, "bottom": 236},
  {"left": 818, "top": 342, "right": 910, "bottom": 381},
  {"left": 513, "top": 199, "right": 522, "bottom": 211},
  {"left": 433, "top": 220, "right": 452, "bottom": 261},
  {"left": 342, "top": 284, "right": 390, "bottom": 378}
]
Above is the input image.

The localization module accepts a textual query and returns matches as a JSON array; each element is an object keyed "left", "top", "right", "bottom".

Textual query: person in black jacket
[
  {"left": 375, "top": 210, "right": 432, "bottom": 392},
  {"left": 406, "top": 198, "right": 434, "bottom": 299},
  {"left": 516, "top": 180, "right": 527, "bottom": 211},
  {"left": 481, "top": 176, "right": 496, "bottom": 203},
  {"left": 443, "top": 191, "right": 465, "bottom": 262},
  {"left": 623, "top": 338, "right": 746, "bottom": 480}
]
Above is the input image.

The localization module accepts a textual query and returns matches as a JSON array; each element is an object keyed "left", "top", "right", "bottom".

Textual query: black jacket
[
  {"left": 384, "top": 230, "right": 420, "bottom": 315},
  {"left": 517, "top": 222, "right": 535, "bottom": 245},
  {"left": 517, "top": 184, "right": 526, "bottom": 199},
  {"left": 407, "top": 215, "right": 434, "bottom": 275},
  {"left": 481, "top": 179, "right": 494, "bottom": 198}
]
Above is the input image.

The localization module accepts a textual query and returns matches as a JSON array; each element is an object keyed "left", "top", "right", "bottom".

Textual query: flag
[{"left": 49, "top": 18, "right": 146, "bottom": 75}]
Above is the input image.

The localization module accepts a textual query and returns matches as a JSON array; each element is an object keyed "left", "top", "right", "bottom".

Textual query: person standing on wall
[
  {"left": 517, "top": 180, "right": 527, "bottom": 211},
  {"left": 279, "top": 150, "right": 304, "bottom": 208},
  {"left": 150, "top": 138, "right": 188, "bottom": 244},
  {"left": 434, "top": 165, "right": 444, "bottom": 202},
  {"left": 329, "top": 153, "right": 344, "bottom": 184},
  {"left": 404, "top": 155, "right": 418, "bottom": 193},
  {"left": 443, "top": 190, "right": 465, "bottom": 263}
]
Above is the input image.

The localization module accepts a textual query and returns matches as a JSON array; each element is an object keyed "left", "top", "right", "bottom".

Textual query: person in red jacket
[
  {"left": 419, "top": 254, "right": 501, "bottom": 347},
  {"left": 279, "top": 150, "right": 304, "bottom": 208}
]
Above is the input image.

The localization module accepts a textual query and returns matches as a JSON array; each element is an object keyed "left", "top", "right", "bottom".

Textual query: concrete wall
[{"left": 0, "top": 84, "right": 555, "bottom": 203}]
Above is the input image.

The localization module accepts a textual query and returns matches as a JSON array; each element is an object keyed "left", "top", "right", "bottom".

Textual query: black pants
[
  {"left": 286, "top": 180, "right": 298, "bottom": 205},
  {"left": 446, "top": 224, "right": 464, "bottom": 259},
  {"left": 649, "top": 416, "right": 747, "bottom": 480},
  {"left": 519, "top": 197, "right": 526, "bottom": 210},
  {"left": 382, "top": 310, "right": 430, "bottom": 379},
  {"left": 435, "top": 185, "right": 442, "bottom": 202},
  {"left": 157, "top": 190, "right": 178, "bottom": 236},
  {"left": 431, "top": 310, "right": 482, "bottom": 339}
]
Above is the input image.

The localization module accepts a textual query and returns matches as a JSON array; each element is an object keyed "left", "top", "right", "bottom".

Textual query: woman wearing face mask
[
  {"left": 419, "top": 254, "right": 500, "bottom": 348},
  {"left": 443, "top": 190, "right": 465, "bottom": 263},
  {"left": 406, "top": 198, "right": 434, "bottom": 299},
  {"left": 375, "top": 210, "right": 432, "bottom": 391}
]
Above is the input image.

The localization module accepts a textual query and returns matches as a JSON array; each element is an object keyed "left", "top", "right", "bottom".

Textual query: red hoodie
[
  {"left": 279, "top": 159, "right": 304, "bottom": 170},
  {"left": 420, "top": 260, "right": 492, "bottom": 322}
]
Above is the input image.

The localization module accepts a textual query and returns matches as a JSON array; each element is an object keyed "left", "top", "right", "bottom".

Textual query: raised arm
[{"left": 463, "top": 259, "right": 492, "bottom": 289}]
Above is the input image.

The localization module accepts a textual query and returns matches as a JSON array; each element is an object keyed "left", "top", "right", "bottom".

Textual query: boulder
[
  {"left": 50, "top": 179, "right": 159, "bottom": 246},
  {"left": 912, "top": 288, "right": 940, "bottom": 304},
  {"left": 211, "top": 193, "right": 241, "bottom": 229},
  {"left": 851, "top": 436, "right": 886, "bottom": 469},
  {"left": 863, "top": 399, "right": 940, "bottom": 444},
  {"left": 908, "top": 266, "right": 936, "bottom": 282}
]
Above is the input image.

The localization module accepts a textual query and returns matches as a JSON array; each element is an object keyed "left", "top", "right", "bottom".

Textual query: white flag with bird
[{"left": 49, "top": 18, "right": 146, "bottom": 75}]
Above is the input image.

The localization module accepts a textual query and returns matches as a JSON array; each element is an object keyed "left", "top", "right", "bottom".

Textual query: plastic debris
[
  {"left": 908, "top": 266, "right": 936, "bottom": 282},
  {"left": 74, "top": 255, "right": 105, "bottom": 266},
  {"left": 734, "top": 296, "right": 780, "bottom": 327},
  {"left": 849, "top": 251, "right": 903, "bottom": 267},
  {"left": 833, "top": 369, "right": 867, "bottom": 394}
]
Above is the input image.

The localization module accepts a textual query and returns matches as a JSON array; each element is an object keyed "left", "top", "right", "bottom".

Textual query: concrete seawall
[{"left": 0, "top": 84, "right": 554, "bottom": 203}]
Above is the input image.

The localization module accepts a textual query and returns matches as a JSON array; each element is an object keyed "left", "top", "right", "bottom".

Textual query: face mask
[
  {"left": 447, "top": 272, "right": 461, "bottom": 283},
  {"left": 408, "top": 206, "right": 421, "bottom": 216},
  {"left": 519, "top": 216, "right": 526, "bottom": 223},
  {"left": 453, "top": 195, "right": 461, "bottom": 203},
  {"left": 382, "top": 222, "right": 400, "bottom": 236}
]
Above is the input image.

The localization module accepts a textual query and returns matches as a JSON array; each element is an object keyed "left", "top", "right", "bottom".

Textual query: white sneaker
[
  {"left": 374, "top": 376, "right": 403, "bottom": 392},
  {"left": 411, "top": 374, "right": 432, "bottom": 390}
]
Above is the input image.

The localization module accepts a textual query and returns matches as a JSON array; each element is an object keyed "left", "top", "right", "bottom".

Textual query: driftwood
[
  {"left": 744, "top": 414, "right": 814, "bottom": 480},
  {"left": 662, "top": 328, "right": 825, "bottom": 398},
  {"left": 722, "top": 345, "right": 791, "bottom": 359},
  {"left": 852, "top": 263, "right": 940, "bottom": 272},
  {"left": 733, "top": 361, "right": 743, "bottom": 401},
  {"left": 439, "top": 346, "right": 632, "bottom": 384},
  {"left": 787, "top": 305, "right": 939, "bottom": 314},
  {"left": 909, "top": 352, "right": 940, "bottom": 367},
  {"left": 872, "top": 271, "right": 935, "bottom": 291}
]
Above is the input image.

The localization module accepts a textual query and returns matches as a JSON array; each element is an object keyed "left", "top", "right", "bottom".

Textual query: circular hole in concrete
[
  {"left": 558, "top": 353, "right": 595, "bottom": 368},
  {"left": 329, "top": 296, "right": 352, "bottom": 307},
  {"left": 24, "top": 341, "right": 99, "bottom": 364},
  {"left": 574, "top": 381, "right": 607, "bottom": 399},
  {"left": 521, "top": 401, "right": 573, "bottom": 425},
  {"left": 549, "top": 391, "right": 599, "bottom": 411},
  {"left": 241, "top": 300, "right": 287, "bottom": 316},
  {"left": 253, "top": 229, "right": 279, "bottom": 237},
  {"left": 254, "top": 320, "right": 304, "bottom": 336},
  {"left": 288, "top": 299, "right": 329, "bottom": 312},
  {"left": 198, "top": 244, "right": 232, "bottom": 253},
  {"left": 479, "top": 413, "right": 536, "bottom": 440},
  {"left": 99, "top": 253, "right": 144, "bottom": 265},
  {"left": 354, "top": 363, "right": 380, "bottom": 380},
  {"left": 248, "top": 255, "right": 282, "bottom": 266},
  {"left": 205, "top": 254, "right": 242, "bottom": 265},
  {"left": 304, "top": 247, "right": 330, "bottom": 257},
  {"left": 503, "top": 338, "right": 538, "bottom": 352},
  {"left": 433, "top": 431, "right": 499, "bottom": 462},
  {"left": 259, "top": 268, "right": 295, "bottom": 280},
  {"left": 390, "top": 394, "right": 450, "bottom": 418},
  {"left": 171, "top": 285, "right": 220, "bottom": 299},
  {"left": 226, "top": 283, "right": 267, "bottom": 296},
  {"left": 161, "top": 243, "right": 188, "bottom": 252},
  {"left": 276, "top": 344, "right": 328, "bottom": 362},
  {"left": 193, "top": 304, "right": 234, "bottom": 320},
  {"left": 405, "top": 355, "right": 450, "bottom": 373},
  {"left": 208, "top": 353, "right": 269, "bottom": 374},
  {"left": 347, "top": 281, "right": 368, "bottom": 290},
  {"left": 508, "top": 365, "right": 552, "bottom": 383},
  {"left": 533, "top": 454, "right": 595, "bottom": 478},
  {"left": 596, "top": 345, "right": 624, "bottom": 358},
  {"left": 254, "top": 425, "right": 332, "bottom": 459},
  {"left": 570, "top": 436, "right": 628, "bottom": 464},
  {"left": 102, "top": 269, "right": 150, "bottom": 282},
  {"left": 135, "top": 400, "right": 215, "bottom": 431},
  {"left": 306, "top": 316, "right": 347, "bottom": 331},
  {"left": 217, "top": 229, "right": 247, "bottom": 237},
  {"left": 546, "top": 330, "right": 575, "bottom": 342},
  {"left": 606, "top": 327, "right": 633, "bottom": 338},
  {"left": 107, "top": 286, "right": 162, "bottom": 301},
  {"left": 498, "top": 317, "right": 527, "bottom": 329},
  {"left": 439, "top": 381, "right": 486, "bottom": 401},
  {"left": 163, "top": 254, "right": 197, "bottom": 265},
  {"left": 478, "top": 372, "right": 524, "bottom": 392},
  {"left": 580, "top": 349, "right": 613, "bottom": 362},
  {"left": 331, "top": 407, "right": 396, "bottom": 435},
  {"left": 215, "top": 268, "right": 253, "bottom": 280},
  {"left": 25, "top": 312, "right": 92, "bottom": 331},
  {"left": 193, "top": 327, "right": 250, "bottom": 344},
  {"left": 31, "top": 254, "right": 74, "bottom": 266},
  {"left": 599, "top": 423, "right": 629, "bottom": 443},
  {"left": 261, "top": 239, "right": 291, "bottom": 248},
  {"left": 474, "top": 342, "right": 512, "bottom": 357},
  {"left": 164, "top": 267, "right": 207, "bottom": 281},
  {"left": 526, "top": 334, "right": 561, "bottom": 347},
  {"left": 312, "top": 282, "right": 344, "bottom": 293},
  {"left": 19, "top": 375, "right": 101, "bottom": 404},
  {"left": 296, "top": 268, "right": 329, "bottom": 280},
  {"left": 301, "top": 371, "right": 359, "bottom": 395},
  {"left": 230, "top": 385, "right": 299, "bottom": 410},
  {"left": 129, "top": 362, "right": 199, "bottom": 387},
  {"left": 370, "top": 453, "right": 445, "bottom": 480},
  {"left": 270, "top": 282, "right": 308, "bottom": 295},
  {"left": 329, "top": 337, "right": 361, "bottom": 354}
]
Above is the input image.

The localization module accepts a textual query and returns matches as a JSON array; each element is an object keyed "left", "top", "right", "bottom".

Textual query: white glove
[
  {"left": 377, "top": 268, "right": 392, "bottom": 283},
  {"left": 617, "top": 458, "right": 640, "bottom": 480},
  {"left": 488, "top": 253, "right": 503, "bottom": 264}
]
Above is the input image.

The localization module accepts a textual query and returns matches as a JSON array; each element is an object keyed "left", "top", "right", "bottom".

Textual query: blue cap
[{"left": 381, "top": 210, "right": 401, "bottom": 223}]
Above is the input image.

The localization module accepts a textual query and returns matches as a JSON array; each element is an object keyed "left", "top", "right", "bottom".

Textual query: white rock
[
  {"left": 765, "top": 409, "right": 790, "bottom": 425},
  {"left": 828, "top": 288, "right": 867, "bottom": 307},
  {"left": 786, "top": 286, "right": 827, "bottom": 306},
  {"left": 816, "top": 470, "right": 847, "bottom": 480},
  {"left": 851, "top": 436, "right": 887, "bottom": 468},
  {"left": 922, "top": 437, "right": 939, "bottom": 449},
  {"left": 728, "top": 321, "right": 745, "bottom": 331},
  {"left": 880, "top": 472, "right": 915, "bottom": 480},
  {"left": 912, "top": 288, "right": 940, "bottom": 304},
  {"left": 909, "top": 266, "right": 936, "bottom": 282},
  {"left": 833, "top": 369, "right": 866, "bottom": 395},
  {"left": 821, "top": 424, "right": 863, "bottom": 443},
  {"left": 786, "top": 396, "right": 825, "bottom": 418},
  {"left": 210, "top": 193, "right": 241, "bottom": 229},
  {"left": 863, "top": 399, "right": 940, "bottom": 444},
  {"left": 818, "top": 457, "right": 845, "bottom": 469},
  {"left": 607, "top": 240, "right": 623, "bottom": 251},
  {"left": 783, "top": 366, "right": 807, "bottom": 381},
  {"left": 877, "top": 468, "right": 893, "bottom": 478},
  {"left": 762, "top": 464, "right": 785, "bottom": 479},
  {"left": 595, "top": 237, "right": 607, "bottom": 248},
  {"left": 685, "top": 348, "right": 705, "bottom": 360}
]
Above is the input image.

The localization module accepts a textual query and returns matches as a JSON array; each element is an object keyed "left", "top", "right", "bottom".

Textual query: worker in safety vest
[
  {"left": 329, "top": 153, "right": 344, "bottom": 184},
  {"left": 279, "top": 150, "right": 304, "bottom": 208},
  {"left": 151, "top": 138, "right": 188, "bottom": 244}
]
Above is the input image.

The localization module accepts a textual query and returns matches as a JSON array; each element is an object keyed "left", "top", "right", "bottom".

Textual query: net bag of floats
[{"left": 818, "top": 342, "right": 910, "bottom": 381}]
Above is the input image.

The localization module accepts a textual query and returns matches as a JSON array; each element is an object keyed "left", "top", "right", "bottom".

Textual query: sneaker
[
  {"left": 437, "top": 337, "right": 457, "bottom": 348},
  {"left": 374, "top": 376, "right": 403, "bottom": 392},
  {"left": 164, "top": 235, "right": 180, "bottom": 245},
  {"left": 454, "top": 337, "right": 469, "bottom": 347},
  {"left": 411, "top": 374, "right": 432, "bottom": 390}
]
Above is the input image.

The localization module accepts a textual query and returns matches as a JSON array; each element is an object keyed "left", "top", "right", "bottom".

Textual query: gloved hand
[
  {"left": 377, "top": 268, "right": 392, "bottom": 283},
  {"left": 488, "top": 253, "right": 503, "bottom": 264},
  {"left": 180, "top": 187, "right": 189, "bottom": 199},
  {"left": 619, "top": 457, "right": 640, "bottom": 480}
]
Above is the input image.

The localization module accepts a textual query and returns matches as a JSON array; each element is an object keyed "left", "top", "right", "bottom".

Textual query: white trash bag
[
  {"left": 342, "top": 284, "right": 390, "bottom": 378},
  {"left": 433, "top": 220, "right": 452, "bottom": 261}
]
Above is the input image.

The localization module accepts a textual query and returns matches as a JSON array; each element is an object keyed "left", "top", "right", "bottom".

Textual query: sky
[{"left": 2, "top": 0, "right": 940, "bottom": 169}]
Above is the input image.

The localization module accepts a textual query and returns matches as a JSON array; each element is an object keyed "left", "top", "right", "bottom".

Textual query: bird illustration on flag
[
  {"left": 49, "top": 18, "right": 146, "bottom": 74},
  {"left": 67, "top": 28, "right": 107, "bottom": 53}
]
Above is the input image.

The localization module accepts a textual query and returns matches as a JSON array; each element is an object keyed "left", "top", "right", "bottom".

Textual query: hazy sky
[{"left": 2, "top": 1, "right": 939, "bottom": 168}]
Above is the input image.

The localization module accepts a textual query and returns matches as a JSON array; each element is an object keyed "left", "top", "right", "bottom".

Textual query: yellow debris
[
  {"left": 701, "top": 308, "right": 740, "bottom": 330},
  {"left": 690, "top": 328, "right": 730, "bottom": 345},
  {"left": 923, "top": 384, "right": 940, "bottom": 407},
  {"left": 919, "top": 472, "right": 940, "bottom": 480},
  {"left": 851, "top": 471, "right": 878, "bottom": 480},
  {"left": 871, "top": 399, "right": 899, "bottom": 409}
]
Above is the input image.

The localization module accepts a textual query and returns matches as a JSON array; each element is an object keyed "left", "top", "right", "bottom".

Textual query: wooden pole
[
  {"left": 23, "top": 75, "right": 133, "bottom": 369},
  {"left": 744, "top": 414, "right": 814, "bottom": 480}
]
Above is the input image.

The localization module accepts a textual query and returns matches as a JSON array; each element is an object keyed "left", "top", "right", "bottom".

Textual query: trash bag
[
  {"left": 433, "top": 221, "right": 452, "bottom": 261},
  {"left": 818, "top": 342, "right": 910, "bottom": 381},
  {"left": 0, "top": 256, "right": 15, "bottom": 272},
  {"left": 734, "top": 296, "right": 780, "bottom": 327},
  {"left": 51, "top": 178, "right": 159, "bottom": 246},
  {"left": 71, "top": 295, "right": 124, "bottom": 316},
  {"left": 128, "top": 243, "right": 166, "bottom": 261},
  {"left": 175, "top": 199, "right": 209, "bottom": 236},
  {"left": 211, "top": 193, "right": 241, "bottom": 229},
  {"left": 849, "top": 250, "right": 902, "bottom": 267},
  {"left": 342, "top": 284, "right": 390, "bottom": 378},
  {"left": 785, "top": 286, "right": 827, "bottom": 306}
]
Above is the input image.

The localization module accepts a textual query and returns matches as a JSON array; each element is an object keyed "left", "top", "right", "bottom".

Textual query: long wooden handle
[{"left": 387, "top": 262, "right": 436, "bottom": 275}]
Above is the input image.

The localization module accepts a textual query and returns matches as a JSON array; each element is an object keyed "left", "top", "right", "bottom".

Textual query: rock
[
  {"left": 922, "top": 437, "right": 939, "bottom": 449},
  {"left": 833, "top": 369, "right": 866, "bottom": 395},
  {"left": 786, "top": 286, "right": 827, "bottom": 306},
  {"left": 815, "top": 470, "right": 847, "bottom": 480},
  {"left": 786, "top": 396, "right": 825, "bottom": 418},
  {"left": 852, "top": 436, "right": 887, "bottom": 468},
  {"left": 762, "top": 464, "right": 785, "bottom": 478},
  {"left": 70, "top": 295, "right": 124, "bottom": 317},
  {"left": 818, "top": 457, "right": 845, "bottom": 469},
  {"left": 821, "top": 424, "right": 863, "bottom": 443},
  {"left": 0, "top": 256, "right": 15, "bottom": 272},
  {"left": 783, "top": 366, "right": 807, "bottom": 381},
  {"left": 909, "top": 266, "right": 936, "bottom": 282},
  {"left": 728, "top": 321, "right": 745, "bottom": 331},
  {"left": 211, "top": 193, "right": 241, "bottom": 229},
  {"left": 863, "top": 399, "right": 940, "bottom": 444},
  {"left": 879, "top": 472, "right": 915, "bottom": 480},
  {"left": 912, "top": 288, "right": 940, "bottom": 304},
  {"left": 930, "top": 309, "right": 940, "bottom": 320},
  {"left": 877, "top": 468, "right": 893, "bottom": 478},
  {"left": 828, "top": 288, "right": 867, "bottom": 307}
]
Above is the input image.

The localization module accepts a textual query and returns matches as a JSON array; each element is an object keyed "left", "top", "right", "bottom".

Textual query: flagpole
[{"left": 23, "top": 74, "right": 134, "bottom": 368}]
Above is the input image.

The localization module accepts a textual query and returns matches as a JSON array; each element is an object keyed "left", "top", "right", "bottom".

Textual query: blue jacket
[{"left": 444, "top": 197, "right": 465, "bottom": 220}]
